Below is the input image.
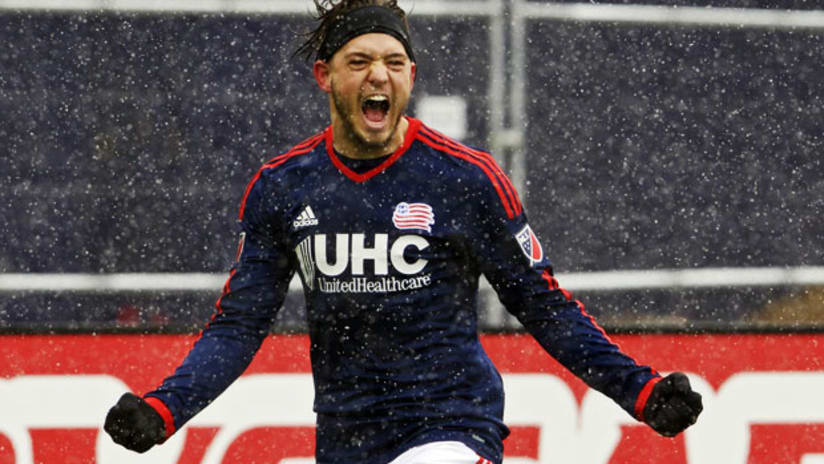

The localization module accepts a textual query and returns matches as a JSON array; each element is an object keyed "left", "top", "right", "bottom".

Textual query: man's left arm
[{"left": 475, "top": 197, "right": 701, "bottom": 435}]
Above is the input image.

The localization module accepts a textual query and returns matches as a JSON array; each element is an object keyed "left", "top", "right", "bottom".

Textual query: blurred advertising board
[{"left": 1, "top": 333, "right": 823, "bottom": 463}]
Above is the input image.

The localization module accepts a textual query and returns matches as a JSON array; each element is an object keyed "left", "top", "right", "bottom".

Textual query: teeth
[{"left": 365, "top": 95, "right": 388, "bottom": 102}]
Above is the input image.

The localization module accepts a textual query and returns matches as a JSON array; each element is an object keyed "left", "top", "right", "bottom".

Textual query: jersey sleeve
[
  {"left": 144, "top": 169, "right": 294, "bottom": 436},
  {"left": 473, "top": 176, "right": 660, "bottom": 421}
]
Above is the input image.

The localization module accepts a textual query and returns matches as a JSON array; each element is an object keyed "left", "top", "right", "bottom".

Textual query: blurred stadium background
[{"left": 1, "top": 0, "right": 823, "bottom": 334}]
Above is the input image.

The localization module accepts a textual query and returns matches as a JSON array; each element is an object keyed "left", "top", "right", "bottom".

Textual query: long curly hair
[{"left": 294, "top": 0, "right": 411, "bottom": 61}]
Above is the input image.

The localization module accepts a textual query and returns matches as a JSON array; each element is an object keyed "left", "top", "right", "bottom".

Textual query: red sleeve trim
[
  {"left": 143, "top": 396, "right": 176, "bottom": 439},
  {"left": 634, "top": 376, "right": 663, "bottom": 421}
]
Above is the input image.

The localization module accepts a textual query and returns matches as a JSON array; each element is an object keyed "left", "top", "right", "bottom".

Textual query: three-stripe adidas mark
[{"left": 293, "top": 205, "right": 319, "bottom": 228}]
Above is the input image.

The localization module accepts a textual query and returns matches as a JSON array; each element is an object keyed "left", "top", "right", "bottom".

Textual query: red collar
[{"left": 325, "top": 117, "right": 422, "bottom": 183}]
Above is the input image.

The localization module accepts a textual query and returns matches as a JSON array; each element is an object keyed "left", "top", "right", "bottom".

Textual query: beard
[{"left": 330, "top": 81, "right": 407, "bottom": 156}]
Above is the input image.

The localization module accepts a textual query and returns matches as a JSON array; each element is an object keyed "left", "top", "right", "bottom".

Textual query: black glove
[
  {"left": 104, "top": 393, "right": 166, "bottom": 453},
  {"left": 643, "top": 372, "right": 703, "bottom": 437}
]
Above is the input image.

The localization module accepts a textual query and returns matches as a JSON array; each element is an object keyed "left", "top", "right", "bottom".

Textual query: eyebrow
[{"left": 343, "top": 51, "right": 408, "bottom": 60}]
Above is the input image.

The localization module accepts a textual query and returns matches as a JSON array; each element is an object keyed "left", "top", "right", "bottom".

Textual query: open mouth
[{"left": 362, "top": 95, "right": 390, "bottom": 124}]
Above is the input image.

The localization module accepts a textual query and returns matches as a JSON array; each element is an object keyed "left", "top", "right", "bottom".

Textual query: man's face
[{"left": 316, "top": 33, "right": 416, "bottom": 156}]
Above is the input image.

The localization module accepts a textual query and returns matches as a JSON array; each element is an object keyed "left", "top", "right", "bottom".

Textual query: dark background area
[{"left": 1, "top": 2, "right": 822, "bottom": 332}]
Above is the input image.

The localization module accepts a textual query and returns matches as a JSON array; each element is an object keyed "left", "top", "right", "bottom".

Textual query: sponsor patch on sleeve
[{"left": 515, "top": 224, "right": 543, "bottom": 266}]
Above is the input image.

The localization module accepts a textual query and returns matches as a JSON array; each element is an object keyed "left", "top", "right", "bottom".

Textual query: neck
[{"left": 331, "top": 114, "right": 409, "bottom": 159}]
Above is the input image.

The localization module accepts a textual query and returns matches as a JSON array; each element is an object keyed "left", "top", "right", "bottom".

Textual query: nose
[{"left": 366, "top": 61, "right": 389, "bottom": 86}]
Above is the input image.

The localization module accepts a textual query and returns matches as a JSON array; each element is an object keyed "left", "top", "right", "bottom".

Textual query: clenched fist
[
  {"left": 104, "top": 393, "right": 166, "bottom": 453},
  {"left": 643, "top": 372, "right": 703, "bottom": 437}
]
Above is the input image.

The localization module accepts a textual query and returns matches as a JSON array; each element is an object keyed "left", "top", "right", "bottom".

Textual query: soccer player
[{"left": 104, "top": 1, "right": 703, "bottom": 462}]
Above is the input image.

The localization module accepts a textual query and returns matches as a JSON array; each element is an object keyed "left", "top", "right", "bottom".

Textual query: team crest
[
  {"left": 393, "top": 202, "right": 435, "bottom": 233},
  {"left": 515, "top": 224, "right": 543, "bottom": 266}
]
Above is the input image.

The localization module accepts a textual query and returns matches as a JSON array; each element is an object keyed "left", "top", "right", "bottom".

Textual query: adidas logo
[{"left": 293, "top": 205, "right": 319, "bottom": 228}]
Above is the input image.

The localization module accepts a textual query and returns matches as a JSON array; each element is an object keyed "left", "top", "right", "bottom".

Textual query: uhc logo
[{"left": 295, "top": 234, "right": 431, "bottom": 292}]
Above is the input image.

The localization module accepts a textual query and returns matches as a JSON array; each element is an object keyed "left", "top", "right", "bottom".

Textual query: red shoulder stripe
[
  {"left": 264, "top": 132, "right": 324, "bottom": 165},
  {"left": 419, "top": 125, "right": 519, "bottom": 205},
  {"left": 416, "top": 131, "right": 516, "bottom": 219},
  {"left": 237, "top": 135, "right": 323, "bottom": 220},
  {"left": 419, "top": 125, "right": 523, "bottom": 217},
  {"left": 431, "top": 128, "right": 522, "bottom": 216}
]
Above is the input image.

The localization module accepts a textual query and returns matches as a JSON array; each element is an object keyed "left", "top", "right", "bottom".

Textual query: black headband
[{"left": 318, "top": 5, "right": 415, "bottom": 63}]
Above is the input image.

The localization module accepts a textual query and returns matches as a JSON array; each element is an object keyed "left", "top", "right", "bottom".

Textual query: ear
[
  {"left": 409, "top": 61, "right": 417, "bottom": 89},
  {"left": 313, "top": 60, "right": 332, "bottom": 93}
]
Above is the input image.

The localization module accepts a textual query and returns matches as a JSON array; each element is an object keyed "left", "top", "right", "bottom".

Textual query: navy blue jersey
[{"left": 145, "top": 117, "right": 659, "bottom": 463}]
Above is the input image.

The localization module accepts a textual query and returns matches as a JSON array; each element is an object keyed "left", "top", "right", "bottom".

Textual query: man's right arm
[{"left": 104, "top": 170, "right": 295, "bottom": 451}]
